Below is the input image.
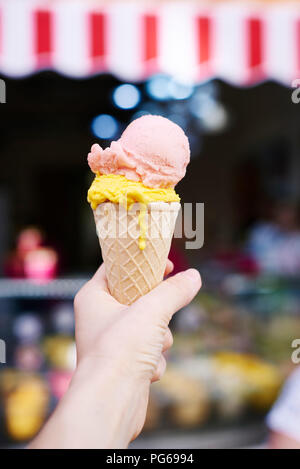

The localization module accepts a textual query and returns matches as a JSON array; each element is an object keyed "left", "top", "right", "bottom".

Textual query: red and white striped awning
[{"left": 1, "top": 0, "right": 300, "bottom": 85}]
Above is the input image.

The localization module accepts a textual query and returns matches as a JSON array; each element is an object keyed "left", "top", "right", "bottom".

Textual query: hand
[
  {"left": 75, "top": 260, "right": 179, "bottom": 382},
  {"left": 74, "top": 260, "right": 201, "bottom": 444},
  {"left": 29, "top": 261, "right": 201, "bottom": 449}
]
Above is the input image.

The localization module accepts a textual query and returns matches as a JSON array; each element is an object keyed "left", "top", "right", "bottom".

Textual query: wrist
[
  {"left": 30, "top": 361, "right": 144, "bottom": 449},
  {"left": 65, "top": 358, "right": 147, "bottom": 448},
  {"left": 78, "top": 353, "right": 147, "bottom": 397},
  {"left": 30, "top": 355, "right": 150, "bottom": 449}
]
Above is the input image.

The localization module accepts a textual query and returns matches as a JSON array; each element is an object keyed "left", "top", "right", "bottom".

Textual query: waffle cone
[{"left": 93, "top": 201, "right": 181, "bottom": 305}]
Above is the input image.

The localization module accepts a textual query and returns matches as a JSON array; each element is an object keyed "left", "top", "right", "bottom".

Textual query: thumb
[{"left": 131, "top": 268, "right": 201, "bottom": 325}]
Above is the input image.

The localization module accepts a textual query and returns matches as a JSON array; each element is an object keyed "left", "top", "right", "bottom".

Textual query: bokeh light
[
  {"left": 169, "top": 79, "right": 194, "bottom": 100},
  {"left": 91, "top": 114, "right": 119, "bottom": 139},
  {"left": 113, "top": 84, "right": 141, "bottom": 109},
  {"left": 146, "top": 75, "right": 194, "bottom": 102},
  {"left": 200, "top": 101, "right": 228, "bottom": 133},
  {"left": 146, "top": 75, "right": 171, "bottom": 101}
]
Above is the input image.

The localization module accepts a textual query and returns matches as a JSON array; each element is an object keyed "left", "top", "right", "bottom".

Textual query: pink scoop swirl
[{"left": 88, "top": 115, "right": 190, "bottom": 188}]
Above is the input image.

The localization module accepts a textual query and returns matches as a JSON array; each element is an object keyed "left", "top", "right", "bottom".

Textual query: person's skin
[
  {"left": 29, "top": 260, "right": 201, "bottom": 449},
  {"left": 269, "top": 432, "right": 300, "bottom": 450}
]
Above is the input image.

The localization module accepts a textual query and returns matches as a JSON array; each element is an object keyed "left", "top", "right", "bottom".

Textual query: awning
[{"left": 1, "top": 0, "right": 299, "bottom": 86}]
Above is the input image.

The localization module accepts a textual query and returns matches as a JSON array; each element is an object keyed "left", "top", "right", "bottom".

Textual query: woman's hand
[{"left": 29, "top": 261, "right": 201, "bottom": 449}]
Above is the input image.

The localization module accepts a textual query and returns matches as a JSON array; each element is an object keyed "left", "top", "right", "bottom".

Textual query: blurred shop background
[{"left": 1, "top": 0, "right": 300, "bottom": 448}]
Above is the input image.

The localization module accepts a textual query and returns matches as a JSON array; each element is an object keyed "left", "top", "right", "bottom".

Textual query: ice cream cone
[
  {"left": 93, "top": 201, "right": 181, "bottom": 305},
  {"left": 87, "top": 115, "right": 190, "bottom": 305}
]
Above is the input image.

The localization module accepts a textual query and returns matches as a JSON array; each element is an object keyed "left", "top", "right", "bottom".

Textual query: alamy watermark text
[{"left": 0, "top": 339, "right": 6, "bottom": 364}]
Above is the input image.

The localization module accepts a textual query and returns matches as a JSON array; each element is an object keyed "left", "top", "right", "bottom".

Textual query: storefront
[{"left": 0, "top": 0, "right": 300, "bottom": 449}]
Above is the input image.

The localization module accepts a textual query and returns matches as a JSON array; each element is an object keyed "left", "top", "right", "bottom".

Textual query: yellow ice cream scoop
[{"left": 87, "top": 174, "right": 180, "bottom": 250}]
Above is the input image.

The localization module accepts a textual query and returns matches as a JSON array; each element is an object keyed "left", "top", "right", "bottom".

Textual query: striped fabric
[{"left": 0, "top": 0, "right": 299, "bottom": 85}]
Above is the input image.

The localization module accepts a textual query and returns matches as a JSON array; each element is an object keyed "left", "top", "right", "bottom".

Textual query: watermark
[
  {"left": 0, "top": 339, "right": 6, "bottom": 364},
  {"left": 291, "top": 339, "right": 300, "bottom": 364},
  {"left": 291, "top": 79, "right": 300, "bottom": 103},
  {"left": 0, "top": 79, "right": 6, "bottom": 103},
  {"left": 95, "top": 202, "right": 204, "bottom": 250},
  {"left": 174, "top": 203, "right": 204, "bottom": 249}
]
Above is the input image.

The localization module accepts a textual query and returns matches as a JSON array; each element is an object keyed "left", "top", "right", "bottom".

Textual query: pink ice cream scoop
[{"left": 87, "top": 115, "right": 190, "bottom": 188}]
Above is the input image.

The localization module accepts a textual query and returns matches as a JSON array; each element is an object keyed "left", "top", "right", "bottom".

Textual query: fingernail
[{"left": 184, "top": 269, "right": 201, "bottom": 282}]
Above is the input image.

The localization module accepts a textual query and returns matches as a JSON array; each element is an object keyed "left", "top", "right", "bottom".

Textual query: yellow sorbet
[{"left": 87, "top": 174, "right": 180, "bottom": 250}]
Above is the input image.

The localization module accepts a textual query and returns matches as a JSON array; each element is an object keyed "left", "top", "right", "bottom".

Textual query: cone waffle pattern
[{"left": 94, "top": 202, "right": 180, "bottom": 305}]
